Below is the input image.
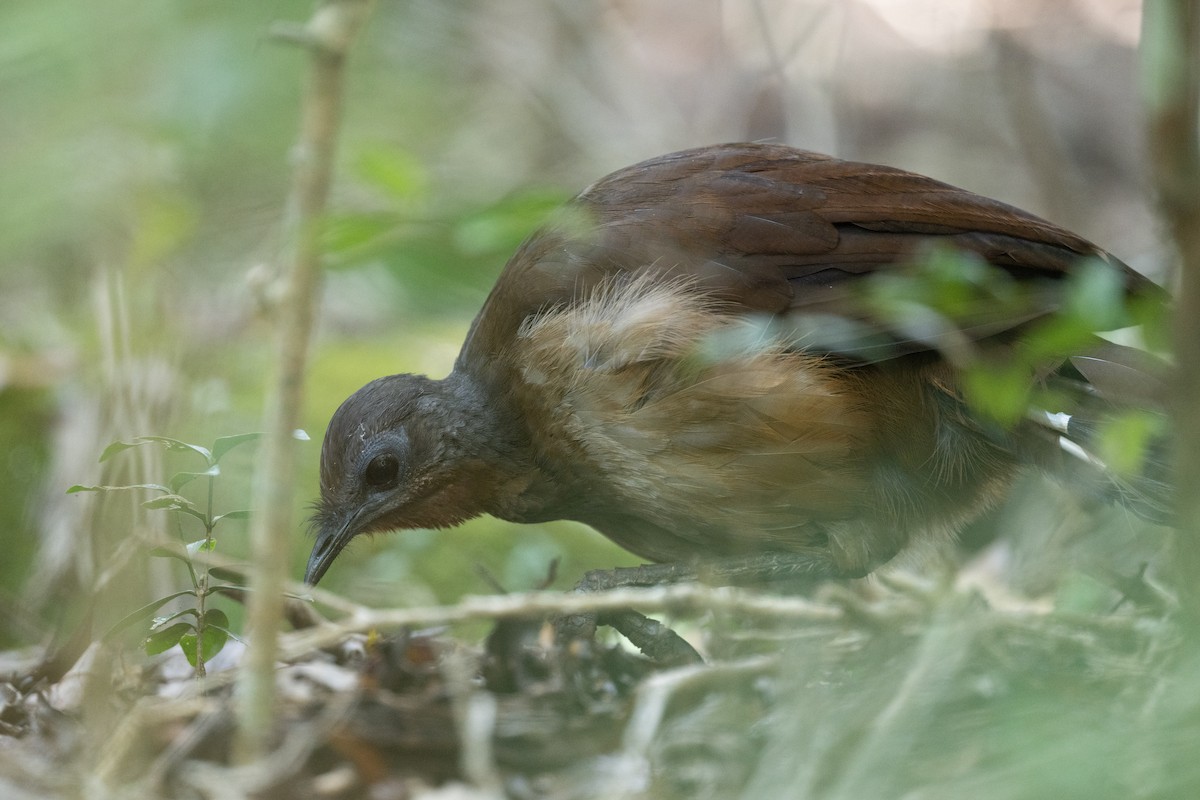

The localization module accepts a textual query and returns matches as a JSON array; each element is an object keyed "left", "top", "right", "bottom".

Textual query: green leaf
[
  {"left": 99, "top": 440, "right": 147, "bottom": 463},
  {"left": 211, "top": 433, "right": 264, "bottom": 464},
  {"left": 102, "top": 590, "right": 198, "bottom": 641},
  {"left": 137, "top": 436, "right": 213, "bottom": 464},
  {"left": 1129, "top": 290, "right": 1172, "bottom": 353},
  {"left": 869, "top": 247, "right": 1031, "bottom": 338},
  {"left": 213, "top": 509, "right": 250, "bottom": 525},
  {"left": 354, "top": 145, "right": 428, "bottom": 201},
  {"left": 209, "top": 567, "right": 247, "bottom": 583},
  {"left": 151, "top": 608, "right": 200, "bottom": 628},
  {"left": 963, "top": 362, "right": 1032, "bottom": 427},
  {"left": 179, "top": 620, "right": 229, "bottom": 667},
  {"left": 1064, "top": 259, "right": 1128, "bottom": 331},
  {"left": 205, "top": 608, "right": 230, "bottom": 629},
  {"left": 206, "top": 625, "right": 244, "bottom": 644},
  {"left": 321, "top": 212, "right": 406, "bottom": 265},
  {"left": 144, "top": 622, "right": 194, "bottom": 656},
  {"left": 148, "top": 544, "right": 189, "bottom": 562},
  {"left": 169, "top": 464, "right": 220, "bottom": 493},
  {"left": 1096, "top": 410, "right": 1168, "bottom": 476},
  {"left": 100, "top": 436, "right": 215, "bottom": 464},
  {"left": 453, "top": 190, "right": 568, "bottom": 257},
  {"left": 140, "top": 494, "right": 208, "bottom": 524},
  {"left": 1019, "top": 316, "right": 1096, "bottom": 365},
  {"left": 142, "top": 494, "right": 198, "bottom": 511},
  {"left": 186, "top": 538, "right": 216, "bottom": 556},
  {"left": 67, "top": 483, "right": 172, "bottom": 495}
]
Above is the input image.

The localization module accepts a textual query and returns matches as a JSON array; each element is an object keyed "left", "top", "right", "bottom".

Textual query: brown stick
[
  {"left": 234, "top": 0, "right": 375, "bottom": 759},
  {"left": 1142, "top": 0, "right": 1200, "bottom": 616}
]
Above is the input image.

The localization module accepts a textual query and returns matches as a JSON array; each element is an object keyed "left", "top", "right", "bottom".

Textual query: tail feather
[{"left": 1026, "top": 341, "right": 1172, "bottom": 524}]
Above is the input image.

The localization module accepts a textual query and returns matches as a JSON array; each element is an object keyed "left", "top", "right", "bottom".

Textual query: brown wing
[{"left": 459, "top": 142, "right": 1149, "bottom": 378}]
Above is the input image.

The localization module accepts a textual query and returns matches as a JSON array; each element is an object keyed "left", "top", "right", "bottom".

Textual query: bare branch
[
  {"left": 235, "top": 0, "right": 375, "bottom": 759},
  {"left": 276, "top": 584, "right": 874, "bottom": 657}
]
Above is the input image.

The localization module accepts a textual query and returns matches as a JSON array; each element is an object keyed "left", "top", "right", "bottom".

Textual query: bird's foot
[
  {"left": 555, "top": 552, "right": 844, "bottom": 665},
  {"left": 557, "top": 563, "right": 704, "bottom": 666},
  {"left": 556, "top": 607, "right": 702, "bottom": 667}
]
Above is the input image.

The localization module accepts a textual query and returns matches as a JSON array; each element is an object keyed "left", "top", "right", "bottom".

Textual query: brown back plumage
[{"left": 308, "top": 143, "right": 1164, "bottom": 585}]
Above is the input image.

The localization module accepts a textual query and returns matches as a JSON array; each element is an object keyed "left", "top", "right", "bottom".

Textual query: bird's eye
[{"left": 364, "top": 453, "right": 400, "bottom": 488}]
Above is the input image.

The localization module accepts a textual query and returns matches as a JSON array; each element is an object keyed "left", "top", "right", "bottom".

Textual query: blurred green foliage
[
  {"left": 0, "top": 4, "right": 1189, "bottom": 798},
  {"left": 0, "top": 0, "right": 629, "bottom": 646},
  {"left": 324, "top": 144, "right": 570, "bottom": 309},
  {"left": 0, "top": 390, "right": 50, "bottom": 611},
  {"left": 864, "top": 246, "right": 1169, "bottom": 435},
  {"left": 0, "top": 0, "right": 1170, "bottom": 644}
]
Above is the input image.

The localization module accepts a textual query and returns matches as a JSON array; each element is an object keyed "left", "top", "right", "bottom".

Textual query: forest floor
[{"left": 0, "top": 557, "right": 1196, "bottom": 800}]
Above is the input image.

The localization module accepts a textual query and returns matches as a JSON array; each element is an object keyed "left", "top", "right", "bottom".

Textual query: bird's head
[{"left": 305, "top": 371, "right": 513, "bottom": 585}]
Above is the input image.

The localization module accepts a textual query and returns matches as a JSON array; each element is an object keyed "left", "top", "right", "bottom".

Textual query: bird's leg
[
  {"left": 558, "top": 563, "right": 704, "bottom": 665},
  {"left": 602, "top": 610, "right": 702, "bottom": 666},
  {"left": 578, "top": 550, "right": 844, "bottom": 594},
  {"left": 575, "top": 561, "right": 701, "bottom": 593},
  {"left": 560, "top": 551, "right": 843, "bottom": 665}
]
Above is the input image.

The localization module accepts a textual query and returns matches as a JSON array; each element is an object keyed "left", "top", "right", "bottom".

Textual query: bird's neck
[{"left": 435, "top": 370, "right": 550, "bottom": 523}]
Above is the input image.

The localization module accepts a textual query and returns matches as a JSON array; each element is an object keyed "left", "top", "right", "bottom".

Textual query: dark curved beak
[{"left": 305, "top": 508, "right": 362, "bottom": 585}]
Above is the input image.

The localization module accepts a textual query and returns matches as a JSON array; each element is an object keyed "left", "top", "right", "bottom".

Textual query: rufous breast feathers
[{"left": 514, "top": 275, "right": 873, "bottom": 541}]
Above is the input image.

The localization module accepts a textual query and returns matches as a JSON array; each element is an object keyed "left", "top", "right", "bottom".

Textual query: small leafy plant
[{"left": 69, "top": 433, "right": 277, "bottom": 678}]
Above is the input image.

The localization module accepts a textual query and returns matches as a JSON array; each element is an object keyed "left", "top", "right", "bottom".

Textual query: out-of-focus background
[{"left": 0, "top": 0, "right": 1158, "bottom": 647}]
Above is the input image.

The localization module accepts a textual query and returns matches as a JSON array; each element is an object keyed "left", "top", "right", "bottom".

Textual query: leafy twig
[{"left": 72, "top": 433, "right": 264, "bottom": 677}]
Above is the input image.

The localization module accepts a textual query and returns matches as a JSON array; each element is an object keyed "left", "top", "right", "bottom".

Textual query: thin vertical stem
[
  {"left": 1142, "top": 0, "right": 1200, "bottom": 616},
  {"left": 193, "top": 472, "right": 216, "bottom": 680},
  {"left": 234, "top": 0, "right": 375, "bottom": 759}
]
